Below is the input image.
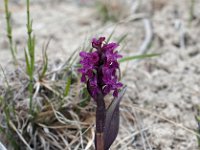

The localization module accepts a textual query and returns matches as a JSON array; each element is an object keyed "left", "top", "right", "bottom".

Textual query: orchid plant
[{"left": 79, "top": 37, "right": 126, "bottom": 150}]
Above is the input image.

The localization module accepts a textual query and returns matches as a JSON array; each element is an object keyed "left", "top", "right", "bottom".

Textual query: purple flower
[
  {"left": 79, "top": 37, "right": 123, "bottom": 98},
  {"left": 102, "top": 66, "right": 123, "bottom": 97},
  {"left": 87, "top": 76, "right": 100, "bottom": 97},
  {"left": 102, "top": 42, "right": 118, "bottom": 51},
  {"left": 78, "top": 51, "right": 99, "bottom": 82},
  {"left": 92, "top": 37, "right": 105, "bottom": 49}
]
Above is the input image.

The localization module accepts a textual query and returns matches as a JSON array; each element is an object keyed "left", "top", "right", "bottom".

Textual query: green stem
[
  {"left": 4, "top": 0, "right": 17, "bottom": 64},
  {"left": 26, "top": 0, "right": 35, "bottom": 115}
]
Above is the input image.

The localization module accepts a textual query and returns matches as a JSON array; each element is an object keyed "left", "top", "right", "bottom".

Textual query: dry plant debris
[{"left": 0, "top": 0, "right": 200, "bottom": 150}]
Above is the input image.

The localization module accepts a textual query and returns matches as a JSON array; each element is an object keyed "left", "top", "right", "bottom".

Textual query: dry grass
[
  {"left": 0, "top": 57, "right": 98, "bottom": 149},
  {"left": 0, "top": 58, "right": 150, "bottom": 150},
  {"left": 1, "top": 0, "right": 200, "bottom": 149}
]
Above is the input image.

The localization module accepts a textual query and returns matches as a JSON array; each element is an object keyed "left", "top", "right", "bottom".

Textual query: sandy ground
[{"left": 1, "top": 0, "right": 200, "bottom": 149}]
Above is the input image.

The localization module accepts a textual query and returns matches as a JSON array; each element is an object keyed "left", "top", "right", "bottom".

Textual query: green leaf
[
  {"left": 78, "top": 88, "right": 91, "bottom": 107},
  {"left": 196, "top": 116, "right": 200, "bottom": 122},
  {"left": 64, "top": 76, "right": 71, "bottom": 97},
  {"left": 106, "top": 28, "right": 116, "bottom": 43},
  {"left": 119, "top": 53, "right": 160, "bottom": 63},
  {"left": 39, "top": 40, "right": 50, "bottom": 80},
  {"left": 117, "top": 33, "right": 128, "bottom": 44},
  {"left": 30, "top": 36, "right": 35, "bottom": 70},
  {"left": 62, "top": 48, "right": 79, "bottom": 69},
  {"left": 24, "top": 49, "right": 30, "bottom": 75}
]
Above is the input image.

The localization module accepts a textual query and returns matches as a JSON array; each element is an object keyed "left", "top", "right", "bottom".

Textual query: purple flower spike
[
  {"left": 79, "top": 37, "right": 125, "bottom": 150},
  {"left": 79, "top": 37, "right": 123, "bottom": 98}
]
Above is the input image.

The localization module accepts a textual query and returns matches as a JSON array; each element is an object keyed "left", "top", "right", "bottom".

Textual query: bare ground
[{"left": 1, "top": 0, "right": 200, "bottom": 149}]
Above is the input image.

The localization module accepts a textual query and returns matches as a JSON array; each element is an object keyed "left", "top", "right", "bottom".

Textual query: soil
[{"left": 1, "top": 0, "right": 200, "bottom": 149}]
